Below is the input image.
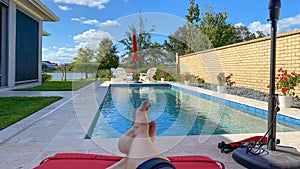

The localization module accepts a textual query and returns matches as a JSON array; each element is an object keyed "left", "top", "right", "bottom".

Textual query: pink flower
[
  {"left": 291, "top": 71, "right": 295, "bottom": 76},
  {"left": 283, "top": 76, "right": 287, "bottom": 82},
  {"left": 271, "top": 68, "right": 300, "bottom": 97}
]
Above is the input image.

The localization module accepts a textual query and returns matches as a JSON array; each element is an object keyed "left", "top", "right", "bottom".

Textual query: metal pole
[{"left": 267, "top": 20, "right": 277, "bottom": 151}]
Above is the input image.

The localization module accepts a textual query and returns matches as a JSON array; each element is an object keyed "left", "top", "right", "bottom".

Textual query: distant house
[
  {"left": 0, "top": 0, "right": 59, "bottom": 89},
  {"left": 42, "top": 61, "right": 57, "bottom": 72}
]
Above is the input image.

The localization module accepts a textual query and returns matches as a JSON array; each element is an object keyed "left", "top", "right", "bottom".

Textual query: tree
[
  {"left": 163, "top": 36, "right": 190, "bottom": 56},
  {"left": 73, "top": 47, "right": 96, "bottom": 79},
  {"left": 185, "top": 0, "right": 200, "bottom": 26},
  {"left": 166, "top": 24, "right": 213, "bottom": 54},
  {"left": 119, "top": 13, "right": 154, "bottom": 68},
  {"left": 255, "top": 30, "right": 266, "bottom": 38},
  {"left": 96, "top": 38, "right": 119, "bottom": 70},
  {"left": 57, "top": 63, "right": 71, "bottom": 81},
  {"left": 144, "top": 42, "right": 170, "bottom": 67},
  {"left": 199, "top": 6, "right": 237, "bottom": 48}
]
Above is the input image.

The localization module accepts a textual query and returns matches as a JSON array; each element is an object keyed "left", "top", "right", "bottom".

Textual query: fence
[{"left": 179, "top": 29, "right": 300, "bottom": 94}]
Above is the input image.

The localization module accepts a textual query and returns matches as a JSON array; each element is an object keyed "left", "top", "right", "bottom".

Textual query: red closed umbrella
[{"left": 132, "top": 33, "right": 140, "bottom": 63}]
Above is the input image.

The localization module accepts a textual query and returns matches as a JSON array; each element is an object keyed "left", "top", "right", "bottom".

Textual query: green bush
[
  {"left": 195, "top": 76, "right": 205, "bottom": 83},
  {"left": 42, "top": 73, "right": 52, "bottom": 82},
  {"left": 97, "top": 69, "right": 113, "bottom": 78},
  {"left": 139, "top": 68, "right": 176, "bottom": 81}
]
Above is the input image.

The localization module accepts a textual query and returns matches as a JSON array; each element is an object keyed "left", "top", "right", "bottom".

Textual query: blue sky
[{"left": 41, "top": 0, "right": 300, "bottom": 64}]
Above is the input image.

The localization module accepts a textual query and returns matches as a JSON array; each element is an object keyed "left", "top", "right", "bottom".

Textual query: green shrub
[
  {"left": 139, "top": 68, "right": 176, "bottom": 81},
  {"left": 154, "top": 69, "right": 175, "bottom": 81},
  {"left": 97, "top": 69, "right": 113, "bottom": 78},
  {"left": 195, "top": 76, "right": 205, "bottom": 83},
  {"left": 42, "top": 73, "right": 52, "bottom": 82}
]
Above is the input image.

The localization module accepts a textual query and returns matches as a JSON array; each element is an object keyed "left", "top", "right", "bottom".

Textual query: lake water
[{"left": 49, "top": 73, "right": 95, "bottom": 80}]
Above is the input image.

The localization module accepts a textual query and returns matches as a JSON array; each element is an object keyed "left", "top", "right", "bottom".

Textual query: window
[
  {"left": 15, "top": 9, "right": 39, "bottom": 83},
  {"left": 0, "top": 3, "right": 8, "bottom": 86}
]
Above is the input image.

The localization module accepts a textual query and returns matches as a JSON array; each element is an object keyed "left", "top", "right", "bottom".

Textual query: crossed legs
[{"left": 107, "top": 100, "right": 172, "bottom": 169}]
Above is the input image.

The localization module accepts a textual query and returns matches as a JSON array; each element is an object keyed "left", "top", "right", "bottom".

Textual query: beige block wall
[{"left": 179, "top": 29, "right": 300, "bottom": 94}]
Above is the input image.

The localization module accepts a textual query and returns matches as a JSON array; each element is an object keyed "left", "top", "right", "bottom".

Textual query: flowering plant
[
  {"left": 132, "top": 72, "right": 140, "bottom": 81},
  {"left": 217, "top": 72, "right": 235, "bottom": 86},
  {"left": 180, "top": 72, "right": 195, "bottom": 81},
  {"left": 270, "top": 68, "right": 300, "bottom": 96}
]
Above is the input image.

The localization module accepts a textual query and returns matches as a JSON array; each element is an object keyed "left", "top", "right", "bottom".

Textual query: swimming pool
[{"left": 86, "top": 84, "right": 300, "bottom": 139}]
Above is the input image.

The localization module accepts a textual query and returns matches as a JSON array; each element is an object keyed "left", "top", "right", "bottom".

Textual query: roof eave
[{"left": 14, "top": 0, "right": 59, "bottom": 22}]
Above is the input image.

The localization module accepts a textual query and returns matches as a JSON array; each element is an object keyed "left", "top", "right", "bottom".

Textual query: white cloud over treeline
[
  {"left": 54, "top": 0, "right": 110, "bottom": 9},
  {"left": 43, "top": 29, "right": 114, "bottom": 64},
  {"left": 71, "top": 17, "right": 120, "bottom": 27},
  {"left": 238, "top": 14, "right": 300, "bottom": 35}
]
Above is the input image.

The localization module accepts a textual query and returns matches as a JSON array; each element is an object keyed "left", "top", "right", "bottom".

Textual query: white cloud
[
  {"left": 73, "top": 29, "right": 114, "bottom": 49},
  {"left": 71, "top": 18, "right": 81, "bottom": 21},
  {"left": 43, "top": 29, "right": 114, "bottom": 64},
  {"left": 71, "top": 17, "right": 120, "bottom": 27},
  {"left": 100, "top": 20, "right": 120, "bottom": 26},
  {"left": 278, "top": 14, "right": 300, "bottom": 32},
  {"left": 58, "top": 5, "right": 72, "bottom": 11},
  {"left": 246, "top": 14, "right": 300, "bottom": 35},
  {"left": 248, "top": 21, "right": 271, "bottom": 34},
  {"left": 42, "top": 47, "right": 77, "bottom": 64},
  {"left": 234, "top": 22, "right": 244, "bottom": 27},
  {"left": 82, "top": 19, "right": 101, "bottom": 26},
  {"left": 54, "top": 0, "right": 110, "bottom": 9}
]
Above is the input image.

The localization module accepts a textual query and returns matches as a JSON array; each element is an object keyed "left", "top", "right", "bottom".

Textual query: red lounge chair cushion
[{"left": 34, "top": 153, "right": 225, "bottom": 169}]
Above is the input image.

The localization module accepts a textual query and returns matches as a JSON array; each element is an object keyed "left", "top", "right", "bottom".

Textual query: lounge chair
[
  {"left": 115, "top": 67, "right": 129, "bottom": 82},
  {"left": 111, "top": 68, "right": 118, "bottom": 78},
  {"left": 141, "top": 67, "right": 157, "bottom": 82},
  {"left": 34, "top": 153, "right": 225, "bottom": 169}
]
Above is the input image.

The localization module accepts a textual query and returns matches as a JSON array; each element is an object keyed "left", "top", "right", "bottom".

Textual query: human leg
[
  {"left": 108, "top": 100, "right": 174, "bottom": 169},
  {"left": 118, "top": 101, "right": 156, "bottom": 154}
]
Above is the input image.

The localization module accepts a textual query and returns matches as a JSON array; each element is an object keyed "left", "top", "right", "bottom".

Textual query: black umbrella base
[{"left": 233, "top": 145, "right": 300, "bottom": 169}]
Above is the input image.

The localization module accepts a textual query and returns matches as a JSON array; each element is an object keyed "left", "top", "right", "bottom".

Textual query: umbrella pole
[{"left": 267, "top": 19, "right": 277, "bottom": 151}]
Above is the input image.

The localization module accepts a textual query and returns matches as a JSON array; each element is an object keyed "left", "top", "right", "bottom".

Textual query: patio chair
[
  {"left": 34, "top": 153, "right": 225, "bottom": 169},
  {"left": 111, "top": 68, "right": 118, "bottom": 78},
  {"left": 115, "top": 67, "right": 129, "bottom": 81},
  {"left": 141, "top": 67, "right": 157, "bottom": 82}
]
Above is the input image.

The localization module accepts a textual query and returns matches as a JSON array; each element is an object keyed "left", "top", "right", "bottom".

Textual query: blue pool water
[{"left": 86, "top": 84, "right": 300, "bottom": 139}]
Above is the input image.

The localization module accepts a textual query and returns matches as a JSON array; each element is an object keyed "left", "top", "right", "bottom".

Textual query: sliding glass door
[
  {"left": 0, "top": 3, "right": 8, "bottom": 86},
  {"left": 15, "top": 10, "right": 39, "bottom": 83}
]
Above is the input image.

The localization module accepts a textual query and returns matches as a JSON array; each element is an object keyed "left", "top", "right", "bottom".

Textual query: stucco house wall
[{"left": 0, "top": 0, "right": 58, "bottom": 90}]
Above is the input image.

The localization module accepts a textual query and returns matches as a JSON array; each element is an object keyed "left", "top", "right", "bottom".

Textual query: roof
[
  {"left": 42, "top": 30, "right": 51, "bottom": 36},
  {"left": 14, "top": 0, "right": 59, "bottom": 22}
]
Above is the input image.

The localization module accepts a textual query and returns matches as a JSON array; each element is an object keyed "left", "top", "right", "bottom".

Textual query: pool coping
[{"left": 1, "top": 81, "right": 300, "bottom": 169}]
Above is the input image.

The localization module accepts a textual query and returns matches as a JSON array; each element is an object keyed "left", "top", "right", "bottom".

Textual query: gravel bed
[{"left": 193, "top": 83, "right": 300, "bottom": 109}]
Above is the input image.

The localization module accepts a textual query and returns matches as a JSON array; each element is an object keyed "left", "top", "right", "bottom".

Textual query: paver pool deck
[{"left": 0, "top": 81, "right": 300, "bottom": 169}]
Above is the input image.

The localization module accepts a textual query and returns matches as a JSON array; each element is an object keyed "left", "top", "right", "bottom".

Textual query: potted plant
[
  {"left": 269, "top": 67, "right": 300, "bottom": 108},
  {"left": 132, "top": 72, "right": 140, "bottom": 83},
  {"left": 195, "top": 76, "right": 205, "bottom": 84},
  {"left": 160, "top": 71, "right": 165, "bottom": 82},
  {"left": 217, "top": 72, "right": 235, "bottom": 93},
  {"left": 181, "top": 72, "right": 195, "bottom": 86}
]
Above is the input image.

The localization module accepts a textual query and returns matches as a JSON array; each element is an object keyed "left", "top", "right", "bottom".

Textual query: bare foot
[
  {"left": 149, "top": 121, "right": 157, "bottom": 142},
  {"left": 118, "top": 101, "right": 152, "bottom": 154}
]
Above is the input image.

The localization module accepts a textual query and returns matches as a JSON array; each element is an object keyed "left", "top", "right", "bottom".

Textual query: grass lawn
[
  {"left": 16, "top": 79, "right": 95, "bottom": 91},
  {"left": 0, "top": 96, "right": 62, "bottom": 130}
]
